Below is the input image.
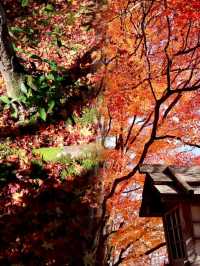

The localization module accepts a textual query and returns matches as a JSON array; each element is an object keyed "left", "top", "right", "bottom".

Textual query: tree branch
[
  {"left": 164, "top": 10, "right": 172, "bottom": 92},
  {"left": 155, "top": 135, "right": 200, "bottom": 149},
  {"left": 144, "top": 242, "right": 166, "bottom": 255},
  {"left": 113, "top": 242, "right": 133, "bottom": 266},
  {"left": 124, "top": 115, "right": 136, "bottom": 151},
  {"left": 162, "top": 92, "right": 182, "bottom": 121},
  {"left": 175, "top": 43, "right": 200, "bottom": 56}
]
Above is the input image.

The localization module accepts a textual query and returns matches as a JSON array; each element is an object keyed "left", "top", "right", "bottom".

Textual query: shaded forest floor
[
  {"left": 0, "top": 85, "right": 101, "bottom": 266},
  {"left": 0, "top": 89, "right": 100, "bottom": 265},
  {"left": 0, "top": 0, "right": 103, "bottom": 265}
]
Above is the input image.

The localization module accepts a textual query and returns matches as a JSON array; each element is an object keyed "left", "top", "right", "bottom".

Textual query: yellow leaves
[
  {"left": 0, "top": 77, "right": 4, "bottom": 87},
  {"left": 80, "top": 126, "right": 92, "bottom": 137},
  {"left": 11, "top": 186, "right": 28, "bottom": 206},
  {"left": 12, "top": 191, "right": 24, "bottom": 205}
]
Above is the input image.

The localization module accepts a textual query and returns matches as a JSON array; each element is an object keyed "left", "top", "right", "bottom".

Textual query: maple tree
[
  {"left": 1, "top": 0, "right": 200, "bottom": 265},
  {"left": 94, "top": 0, "right": 200, "bottom": 265}
]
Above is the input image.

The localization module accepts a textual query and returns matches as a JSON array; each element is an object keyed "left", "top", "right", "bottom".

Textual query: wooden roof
[{"left": 139, "top": 165, "right": 200, "bottom": 217}]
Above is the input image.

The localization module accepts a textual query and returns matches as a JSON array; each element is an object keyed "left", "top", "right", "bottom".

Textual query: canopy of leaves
[{"left": 97, "top": 0, "right": 200, "bottom": 264}]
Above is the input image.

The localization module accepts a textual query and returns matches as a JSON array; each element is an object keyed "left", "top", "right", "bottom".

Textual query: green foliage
[
  {"left": 0, "top": 142, "right": 27, "bottom": 162},
  {"left": 44, "top": 4, "right": 54, "bottom": 13},
  {"left": 31, "top": 159, "right": 43, "bottom": 168},
  {"left": 9, "top": 26, "right": 24, "bottom": 34},
  {"left": 59, "top": 154, "right": 99, "bottom": 181},
  {"left": 81, "top": 158, "right": 98, "bottom": 170},
  {"left": 57, "top": 156, "right": 72, "bottom": 164},
  {"left": 20, "top": 0, "right": 29, "bottom": 7},
  {"left": 33, "top": 147, "right": 63, "bottom": 162},
  {"left": 10, "top": 26, "right": 39, "bottom": 45},
  {"left": 0, "top": 96, "right": 10, "bottom": 104},
  {"left": 0, "top": 55, "right": 66, "bottom": 122},
  {"left": 66, "top": 12, "right": 76, "bottom": 25},
  {"left": 38, "top": 19, "right": 50, "bottom": 26},
  {"left": 22, "top": 61, "right": 64, "bottom": 122},
  {"left": 60, "top": 169, "right": 68, "bottom": 182},
  {"left": 0, "top": 143, "right": 18, "bottom": 160},
  {"left": 62, "top": 164, "right": 80, "bottom": 177},
  {"left": 49, "top": 26, "right": 63, "bottom": 48},
  {"left": 0, "top": 96, "right": 21, "bottom": 119},
  {"left": 0, "top": 54, "right": 92, "bottom": 124},
  {"left": 39, "top": 108, "right": 47, "bottom": 122},
  {"left": 73, "top": 107, "right": 97, "bottom": 126}
]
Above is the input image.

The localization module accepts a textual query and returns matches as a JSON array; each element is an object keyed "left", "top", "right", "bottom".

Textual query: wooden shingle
[{"left": 139, "top": 165, "right": 200, "bottom": 217}]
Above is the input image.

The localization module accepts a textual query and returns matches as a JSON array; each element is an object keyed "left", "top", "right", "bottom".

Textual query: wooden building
[{"left": 139, "top": 165, "right": 200, "bottom": 266}]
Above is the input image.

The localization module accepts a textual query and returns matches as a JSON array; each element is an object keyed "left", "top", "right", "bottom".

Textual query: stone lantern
[{"left": 139, "top": 164, "right": 200, "bottom": 266}]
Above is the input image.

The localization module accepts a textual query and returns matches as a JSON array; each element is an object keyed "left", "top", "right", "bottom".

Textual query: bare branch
[
  {"left": 175, "top": 43, "right": 200, "bottom": 56},
  {"left": 128, "top": 111, "right": 153, "bottom": 147},
  {"left": 122, "top": 186, "right": 142, "bottom": 194},
  {"left": 144, "top": 242, "right": 166, "bottom": 255},
  {"left": 155, "top": 135, "right": 200, "bottom": 149},
  {"left": 164, "top": 12, "right": 172, "bottom": 92},
  {"left": 113, "top": 242, "right": 133, "bottom": 266},
  {"left": 124, "top": 115, "right": 136, "bottom": 150},
  {"left": 162, "top": 92, "right": 182, "bottom": 121},
  {"left": 141, "top": 1, "right": 157, "bottom": 101},
  {"left": 182, "top": 20, "right": 192, "bottom": 52}
]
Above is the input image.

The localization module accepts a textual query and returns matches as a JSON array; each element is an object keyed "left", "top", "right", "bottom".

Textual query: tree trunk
[{"left": 0, "top": 4, "right": 24, "bottom": 98}]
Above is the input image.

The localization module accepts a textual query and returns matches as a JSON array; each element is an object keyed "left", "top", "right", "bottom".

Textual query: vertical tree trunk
[{"left": 0, "top": 4, "right": 23, "bottom": 98}]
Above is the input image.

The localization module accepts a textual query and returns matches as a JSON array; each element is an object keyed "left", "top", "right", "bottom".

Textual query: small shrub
[
  {"left": 81, "top": 158, "right": 98, "bottom": 170},
  {"left": 0, "top": 143, "right": 18, "bottom": 160},
  {"left": 73, "top": 107, "right": 97, "bottom": 126}
]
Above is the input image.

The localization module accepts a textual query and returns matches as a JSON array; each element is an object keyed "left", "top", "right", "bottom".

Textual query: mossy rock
[{"left": 33, "top": 142, "right": 104, "bottom": 162}]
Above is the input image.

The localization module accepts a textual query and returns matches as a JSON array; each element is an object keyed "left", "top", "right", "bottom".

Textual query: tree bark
[{"left": 0, "top": 4, "right": 24, "bottom": 98}]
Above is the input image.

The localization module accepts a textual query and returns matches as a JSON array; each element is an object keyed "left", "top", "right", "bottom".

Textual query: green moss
[
  {"left": 33, "top": 147, "right": 63, "bottom": 161},
  {"left": 62, "top": 164, "right": 80, "bottom": 177}
]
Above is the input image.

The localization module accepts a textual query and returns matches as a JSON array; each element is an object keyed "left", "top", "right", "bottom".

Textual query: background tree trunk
[{"left": 0, "top": 3, "right": 23, "bottom": 98}]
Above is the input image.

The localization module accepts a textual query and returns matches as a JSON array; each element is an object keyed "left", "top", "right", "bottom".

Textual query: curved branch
[
  {"left": 155, "top": 135, "right": 200, "bottom": 149},
  {"left": 162, "top": 92, "right": 182, "bottom": 121},
  {"left": 144, "top": 242, "right": 166, "bottom": 255}
]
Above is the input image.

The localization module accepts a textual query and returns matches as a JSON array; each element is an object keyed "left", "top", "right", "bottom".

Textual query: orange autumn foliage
[{"left": 97, "top": 0, "right": 200, "bottom": 265}]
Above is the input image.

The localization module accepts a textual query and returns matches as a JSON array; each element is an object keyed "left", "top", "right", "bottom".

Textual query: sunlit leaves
[
  {"left": 20, "top": 0, "right": 29, "bottom": 7},
  {"left": 0, "top": 95, "right": 10, "bottom": 104},
  {"left": 99, "top": 0, "right": 200, "bottom": 264},
  {"left": 47, "top": 100, "right": 55, "bottom": 114},
  {"left": 39, "top": 107, "right": 47, "bottom": 121}
]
